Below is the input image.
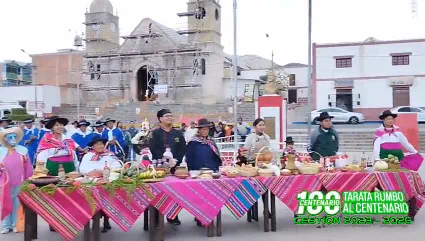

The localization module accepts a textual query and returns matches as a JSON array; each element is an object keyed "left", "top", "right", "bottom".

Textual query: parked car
[
  {"left": 389, "top": 106, "right": 425, "bottom": 122},
  {"left": 308, "top": 107, "right": 365, "bottom": 124}
]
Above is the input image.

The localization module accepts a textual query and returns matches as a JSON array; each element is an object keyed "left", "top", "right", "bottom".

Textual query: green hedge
[{"left": 5, "top": 108, "right": 35, "bottom": 121}]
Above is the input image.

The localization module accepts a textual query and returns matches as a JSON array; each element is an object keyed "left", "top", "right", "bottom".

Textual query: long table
[{"left": 19, "top": 171, "right": 425, "bottom": 241}]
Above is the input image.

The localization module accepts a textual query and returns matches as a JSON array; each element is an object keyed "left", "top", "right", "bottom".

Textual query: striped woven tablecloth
[
  {"left": 150, "top": 177, "right": 242, "bottom": 226},
  {"left": 18, "top": 171, "right": 425, "bottom": 240},
  {"left": 259, "top": 175, "right": 322, "bottom": 213},
  {"left": 19, "top": 188, "right": 98, "bottom": 241},
  {"left": 375, "top": 171, "right": 425, "bottom": 217},
  {"left": 318, "top": 172, "right": 379, "bottom": 192}
]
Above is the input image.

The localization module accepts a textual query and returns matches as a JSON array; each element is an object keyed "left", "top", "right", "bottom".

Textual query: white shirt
[
  {"left": 79, "top": 152, "right": 122, "bottom": 175},
  {"left": 373, "top": 126, "right": 417, "bottom": 159}
]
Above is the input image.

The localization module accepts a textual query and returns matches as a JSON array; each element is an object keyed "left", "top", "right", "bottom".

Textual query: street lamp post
[
  {"left": 306, "top": 0, "right": 313, "bottom": 136},
  {"left": 21, "top": 49, "right": 38, "bottom": 118},
  {"left": 266, "top": 34, "right": 274, "bottom": 70},
  {"left": 232, "top": 0, "right": 238, "bottom": 150}
]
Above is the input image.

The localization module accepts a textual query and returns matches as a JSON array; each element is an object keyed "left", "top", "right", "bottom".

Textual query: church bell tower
[{"left": 85, "top": 0, "right": 120, "bottom": 54}]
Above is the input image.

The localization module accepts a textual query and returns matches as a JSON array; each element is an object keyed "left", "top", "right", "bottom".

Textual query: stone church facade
[{"left": 82, "top": 0, "right": 225, "bottom": 107}]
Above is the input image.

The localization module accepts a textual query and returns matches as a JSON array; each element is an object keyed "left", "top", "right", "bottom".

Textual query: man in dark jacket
[
  {"left": 149, "top": 109, "right": 186, "bottom": 225},
  {"left": 307, "top": 112, "right": 339, "bottom": 161}
]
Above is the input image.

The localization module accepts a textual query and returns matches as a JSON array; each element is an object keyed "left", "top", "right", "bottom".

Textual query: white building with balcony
[{"left": 313, "top": 38, "right": 425, "bottom": 120}]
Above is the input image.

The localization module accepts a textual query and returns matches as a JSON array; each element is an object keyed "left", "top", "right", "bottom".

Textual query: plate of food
[{"left": 30, "top": 176, "right": 59, "bottom": 187}]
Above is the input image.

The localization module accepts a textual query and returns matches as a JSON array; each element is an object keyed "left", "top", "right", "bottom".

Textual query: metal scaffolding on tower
[{"left": 78, "top": 1, "right": 211, "bottom": 113}]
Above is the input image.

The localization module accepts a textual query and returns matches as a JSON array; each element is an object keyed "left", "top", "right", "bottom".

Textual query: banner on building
[
  {"left": 244, "top": 84, "right": 255, "bottom": 102},
  {"left": 26, "top": 101, "right": 45, "bottom": 111},
  {"left": 154, "top": 85, "right": 168, "bottom": 94}
]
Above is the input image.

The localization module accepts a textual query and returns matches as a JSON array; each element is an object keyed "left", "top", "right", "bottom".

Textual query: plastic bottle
[
  {"left": 360, "top": 152, "right": 367, "bottom": 167},
  {"left": 58, "top": 164, "right": 65, "bottom": 181},
  {"left": 163, "top": 148, "right": 173, "bottom": 159},
  {"left": 352, "top": 154, "right": 359, "bottom": 165},
  {"left": 103, "top": 161, "right": 110, "bottom": 180}
]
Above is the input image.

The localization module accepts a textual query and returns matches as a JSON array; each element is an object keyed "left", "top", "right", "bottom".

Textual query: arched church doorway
[{"left": 137, "top": 66, "right": 158, "bottom": 101}]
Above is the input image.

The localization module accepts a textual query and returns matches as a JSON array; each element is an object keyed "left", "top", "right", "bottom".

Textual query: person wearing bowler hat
[
  {"left": 35, "top": 116, "right": 80, "bottom": 177},
  {"left": 101, "top": 118, "right": 126, "bottom": 160},
  {"left": 38, "top": 118, "right": 51, "bottom": 140},
  {"left": 373, "top": 110, "right": 417, "bottom": 161},
  {"left": 149, "top": 109, "right": 186, "bottom": 225},
  {"left": 92, "top": 121, "right": 105, "bottom": 136},
  {"left": 185, "top": 118, "right": 222, "bottom": 172},
  {"left": 284, "top": 136, "right": 296, "bottom": 153},
  {"left": 80, "top": 136, "right": 122, "bottom": 233},
  {"left": 307, "top": 112, "right": 339, "bottom": 161},
  {"left": 0, "top": 117, "right": 12, "bottom": 131},
  {"left": 0, "top": 125, "right": 33, "bottom": 234},
  {"left": 72, "top": 120, "right": 95, "bottom": 159},
  {"left": 21, "top": 118, "right": 39, "bottom": 165}
]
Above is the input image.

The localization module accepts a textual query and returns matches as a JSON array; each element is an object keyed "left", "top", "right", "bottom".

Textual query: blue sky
[{"left": 1, "top": 0, "right": 424, "bottom": 65}]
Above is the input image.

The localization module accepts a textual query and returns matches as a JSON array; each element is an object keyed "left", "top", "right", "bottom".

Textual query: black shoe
[
  {"left": 167, "top": 218, "right": 181, "bottom": 225},
  {"left": 49, "top": 226, "right": 56, "bottom": 232},
  {"left": 196, "top": 220, "right": 202, "bottom": 227},
  {"left": 101, "top": 228, "right": 109, "bottom": 233}
]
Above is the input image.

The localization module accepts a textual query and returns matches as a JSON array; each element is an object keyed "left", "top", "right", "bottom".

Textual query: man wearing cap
[
  {"left": 21, "top": 118, "right": 39, "bottom": 165},
  {"left": 38, "top": 118, "right": 51, "bottom": 140},
  {"left": 0, "top": 125, "right": 33, "bottom": 234},
  {"left": 72, "top": 120, "right": 95, "bottom": 159},
  {"left": 307, "top": 112, "right": 339, "bottom": 161},
  {"left": 184, "top": 121, "right": 197, "bottom": 143},
  {"left": 149, "top": 109, "right": 186, "bottom": 225},
  {"left": 92, "top": 121, "right": 105, "bottom": 136},
  {"left": 101, "top": 118, "right": 126, "bottom": 160}
]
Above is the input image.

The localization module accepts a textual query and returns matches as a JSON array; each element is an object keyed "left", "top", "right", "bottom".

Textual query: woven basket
[
  {"left": 238, "top": 169, "right": 258, "bottom": 177},
  {"left": 388, "top": 163, "right": 400, "bottom": 170},
  {"left": 258, "top": 169, "right": 274, "bottom": 177},
  {"left": 298, "top": 164, "right": 321, "bottom": 175}
]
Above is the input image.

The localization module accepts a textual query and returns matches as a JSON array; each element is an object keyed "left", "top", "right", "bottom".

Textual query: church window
[
  {"left": 201, "top": 59, "right": 206, "bottom": 75},
  {"left": 195, "top": 7, "right": 206, "bottom": 19},
  {"left": 97, "top": 64, "right": 101, "bottom": 72},
  {"left": 90, "top": 74, "right": 95, "bottom": 80},
  {"left": 148, "top": 23, "right": 152, "bottom": 34},
  {"left": 193, "top": 59, "right": 199, "bottom": 75},
  {"left": 215, "top": 9, "right": 219, "bottom": 20}
]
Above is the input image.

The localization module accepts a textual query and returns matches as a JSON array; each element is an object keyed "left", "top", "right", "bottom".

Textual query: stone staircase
[
  {"left": 288, "top": 130, "right": 425, "bottom": 153},
  {"left": 57, "top": 101, "right": 256, "bottom": 124}
]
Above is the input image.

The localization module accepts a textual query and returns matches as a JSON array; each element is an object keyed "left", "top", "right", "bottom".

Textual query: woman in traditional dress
[
  {"left": 36, "top": 116, "right": 80, "bottom": 177},
  {"left": 79, "top": 136, "right": 122, "bottom": 176},
  {"left": 0, "top": 125, "right": 33, "bottom": 234},
  {"left": 79, "top": 136, "right": 122, "bottom": 233},
  {"left": 244, "top": 118, "right": 271, "bottom": 165},
  {"left": 243, "top": 118, "right": 272, "bottom": 219},
  {"left": 373, "top": 110, "right": 417, "bottom": 160},
  {"left": 185, "top": 118, "right": 222, "bottom": 172}
]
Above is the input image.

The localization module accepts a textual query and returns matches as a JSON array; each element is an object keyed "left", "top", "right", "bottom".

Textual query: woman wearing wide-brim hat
[
  {"left": 35, "top": 116, "right": 80, "bottom": 177},
  {"left": 185, "top": 118, "right": 222, "bottom": 172},
  {"left": 373, "top": 110, "right": 417, "bottom": 161}
]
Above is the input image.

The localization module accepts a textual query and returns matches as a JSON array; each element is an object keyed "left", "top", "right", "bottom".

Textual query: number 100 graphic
[{"left": 297, "top": 191, "right": 342, "bottom": 216}]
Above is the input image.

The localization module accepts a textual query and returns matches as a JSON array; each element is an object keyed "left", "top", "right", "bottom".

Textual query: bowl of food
[
  {"left": 280, "top": 169, "right": 292, "bottom": 176},
  {"left": 212, "top": 172, "right": 222, "bottom": 179},
  {"left": 258, "top": 168, "right": 274, "bottom": 177},
  {"left": 189, "top": 170, "right": 201, "bottom": 178},
  {"left": 67, "top": 171, "right": 81, "bottom": 179}
]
